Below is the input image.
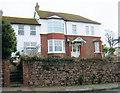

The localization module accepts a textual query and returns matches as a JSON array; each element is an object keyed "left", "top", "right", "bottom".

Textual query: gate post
[
  {"left": 22, "top": 61, "right": 29, "bottom": 86},
  {"left": 3, "top": 60, "right": 10, "bottom": 87}
]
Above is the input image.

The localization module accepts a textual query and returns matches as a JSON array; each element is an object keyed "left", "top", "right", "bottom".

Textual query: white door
[{"left": 71, "top": 44, "right": 80, "bottom": 57}]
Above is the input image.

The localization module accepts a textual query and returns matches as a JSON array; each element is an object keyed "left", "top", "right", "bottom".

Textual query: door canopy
[{"left": 67, "top": 36, "right": 86, "bottom": 43}]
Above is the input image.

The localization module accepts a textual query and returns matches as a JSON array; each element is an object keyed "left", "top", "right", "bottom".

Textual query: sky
[{"left": 0, "top": 0, "right": 119, "bottom": 45}]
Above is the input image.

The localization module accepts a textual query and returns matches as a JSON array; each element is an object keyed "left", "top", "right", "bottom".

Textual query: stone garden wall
[{"left": 26, "top": 60, "right": 120, "bottom": 87}]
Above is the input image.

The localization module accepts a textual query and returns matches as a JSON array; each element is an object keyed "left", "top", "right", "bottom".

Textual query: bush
[
  {"left": 92, "top": 74, "right": 96, "bottom": 84},
  {"left": 103, "top": 55, "right": 115, "bottom": 61},
  {"left": 15, "top": 51, "right": 20, "bottom": 56},
  {"left": 98, "top": 78, "right": 102, "bottom": 84},
  {"left": 78, "top": 75, "right": 84, "bottom": 85}
]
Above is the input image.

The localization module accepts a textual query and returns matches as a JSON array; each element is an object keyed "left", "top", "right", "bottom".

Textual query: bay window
[
  {"left": 48, "top": 21, "right": 64, "bottom": 33},
  {"left": 48, "top": 39, "right": 65, "bottom": 53}
]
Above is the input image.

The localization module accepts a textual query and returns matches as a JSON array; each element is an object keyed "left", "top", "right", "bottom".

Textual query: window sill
[
  {"left": 94, "top": 52, "right": 101, "bottom": 53},
  {"left": 48, "top": 51, "right": 65, "bottom": 54}
]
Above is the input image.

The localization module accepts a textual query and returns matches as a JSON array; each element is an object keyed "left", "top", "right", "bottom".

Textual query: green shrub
[
  {"left": 103, "top": 55, "right": 114, "bottom": 61},
  {"left": 15, "top": 51, "right": 20, "bottom": 56},
  {"left": 66, "top": 76, "right": 71, "bottom": 81},
  {"left": 92, "top": 74, "right": 96, "bottom": 84},
  {"left": 98, "top": 78, "right": 102, "bottom": 84},
  {"left": 78, "top": 75, "right": 84, "bottom": 85}
]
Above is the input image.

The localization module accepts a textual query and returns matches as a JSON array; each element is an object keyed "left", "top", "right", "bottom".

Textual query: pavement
[{"left": 2, "top": 83, "right": 120, "bottom": 92}]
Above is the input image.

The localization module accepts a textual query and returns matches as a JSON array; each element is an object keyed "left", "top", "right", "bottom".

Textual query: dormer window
[{"left": 48, "top": 21, "right": 64, "bottom": 33}]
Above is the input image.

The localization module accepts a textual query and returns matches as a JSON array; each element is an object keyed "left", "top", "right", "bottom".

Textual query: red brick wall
[
  {"left": 23, "top": 61, "right": 29, "bottom": 86},
  {"left": 41, "top": 33, "right": 68, "bottom": 58},
  {"left": 41, "top": 34, "right": 48, "bottom": 58},
  {"left": 41, "top": 34, "right": 102, "bottom": 58},
  {"left": 67, "top": 35, "right": 102, "bottom": 58},
  {"left": 2, "top": 60, "right": 29, "bottom": 87},
  {"left": 47, "top": 33, "right": 65, "bottom": 40},
  {"left": 2, "top": 60, "right": 10, "bottom": 87}
]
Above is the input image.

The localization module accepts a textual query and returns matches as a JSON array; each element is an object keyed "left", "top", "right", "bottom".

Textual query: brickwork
[
  {"left": 67, "top": 35, "right": 102, "bottom": 58},
  {"left": 2, "top": 60, "right": 10, "bottom": 87},
  {"left": 41, "top": 34, "right": 102, "bottom": 58},
  {"left": 41, "top": 34, "right": 48, "bottom": 58}
]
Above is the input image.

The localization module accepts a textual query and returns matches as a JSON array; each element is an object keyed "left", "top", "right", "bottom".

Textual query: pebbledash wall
[{"left": 2, "top": 60, "right": 120, "bottom": 87}]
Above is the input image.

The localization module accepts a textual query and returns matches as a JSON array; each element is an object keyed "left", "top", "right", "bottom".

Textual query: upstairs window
[
  {"left": 48, "top": 21, "right": 64, "bottom": 33},
  {"left": 95, "top": 42, "right": 99, "bottom": 52},
  {"left": 72, "top": 25, "right": 77, "bottom": 34},
  {"left": 18, "top": 25, "right": 24, "bottom": 35},
  {"left": 86, "top": 26, "right": 89, "bottom": 35},
  {"left": 30, "top": 26, "right": 36, "bottom": 35},
  {"left": 91, "top": 26, "right": 94, "bottom": 35}
]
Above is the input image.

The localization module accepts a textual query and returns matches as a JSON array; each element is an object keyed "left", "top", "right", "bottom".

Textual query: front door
[{"left": 71, "top": 44, "right": 80, "bottom": 57}]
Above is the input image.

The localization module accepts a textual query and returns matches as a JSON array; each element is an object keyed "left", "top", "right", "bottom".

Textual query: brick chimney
[{"left": 35, "top": 2, "right": 39, "bottom": 11}]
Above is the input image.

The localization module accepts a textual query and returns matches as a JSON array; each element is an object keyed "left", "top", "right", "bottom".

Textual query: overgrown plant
[
  {"left": 78, "top": 75, "right": 84, "bottom": 85},
  {"left": 92, "top": 74, "right": 96, "bottom": 84},
  {"left": 103, "top": 55, "right": 114, "bottom": 61}
]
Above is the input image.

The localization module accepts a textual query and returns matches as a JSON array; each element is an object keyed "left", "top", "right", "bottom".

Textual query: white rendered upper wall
[
  {"left": 11, "top": 24, "right": 41, "bottom": 56},
  {"left": 34, "top": 11, "right": 101, "bottom": 37}
]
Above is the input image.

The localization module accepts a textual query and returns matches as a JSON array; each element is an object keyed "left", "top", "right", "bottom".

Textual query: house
[{"left": 2, "top": 3, "right": 102, "bottom": 58}]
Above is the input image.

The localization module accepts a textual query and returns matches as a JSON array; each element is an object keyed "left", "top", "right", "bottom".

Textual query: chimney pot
[{"left": 35, "top": 2, "right": 39, "bottom": 11}]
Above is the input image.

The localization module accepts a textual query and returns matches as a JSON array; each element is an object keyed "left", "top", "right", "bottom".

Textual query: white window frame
[
  {"left": 72, "top": 25, "right": 77, "bottom": 34},
  {"left": 30, "top": 26, "right": 36, "bottom": 35},
  {"left": 91, "top": 26, "right": 94, "bottom": 35},
  {"left": 95, "top": 42, "right": 100, "bottom": 53},
  {"left": 86, "top": 26, "right": 89, "bottom": 35},
  {"left": 48, "top": 21, "right": 64, "bottom": 33},
  {"left": 24, "top": 42, "right": 37, "bottom": 48},
  {"left": 48, "top": 39, "right": 65, "bottom": 53},
  {"left": 18, "top": 25, "right": 24, "bottom": 35}
]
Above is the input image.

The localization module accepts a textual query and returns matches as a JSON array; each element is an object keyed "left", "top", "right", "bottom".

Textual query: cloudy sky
[{"left": 0, "top": 0, "right": 119, "bottom": 44}]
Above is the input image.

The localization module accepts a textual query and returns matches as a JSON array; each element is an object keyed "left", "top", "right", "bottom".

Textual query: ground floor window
[
  {"left": 48, "top": 39, "right": 65, "bottom": 53},
  {"left": 95, "top": 42, "right": 100, "bottom": 52}
]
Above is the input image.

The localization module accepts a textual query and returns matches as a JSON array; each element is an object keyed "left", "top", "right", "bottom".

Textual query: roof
[
  {"left": 2, "top": 16, "right": 40, "bottom": 25},
  {"left": 36, "top": 10, "right": 101, "bottom": 25},
  {"left": 67, "top": 36, "right": 86, "bottom": 43}
]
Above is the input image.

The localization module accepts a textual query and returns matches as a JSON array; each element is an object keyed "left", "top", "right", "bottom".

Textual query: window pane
[
  {"left": 91, "top": 26, "right": 94, "bottom": 35},
  {"left": 55, "top": 40, "right": 62, "bottom": 51},
  {"left": 18, "top": 30, "right": 24, "bottom": 35},
  {"left": 18, "top": 25, "right": 24, "bottom": 35},
  {"left": 30, "top": 31, "right": 36, "bottom": 35},
  {"left": 63, "top": 40, "right": 65, "bottom": 52},
  {"left": 48, "top": 21, "right": 64, "bottom": 33},
  {"left": 86, "top": 26, "right": 89, "bottom": 35},
  {"left": 48, "top": 40, "right": 53, "bottom": 52},
  {"left": 30, "top": 26, "right": 36, "bottom": 30},
  {"left": 95, "top": 42, "right": 99, "bottom": 52},
  {"left": 73, "top": 46, "right": 76, "bottom": 52},
  {"left": 24, "top": 42, "right": 30, "bottom": 47},
  {"left": 31, "top": 42, "right": 37, "bottom": 46},
  {"left": 72, "top": 25, "right": 77, "bottom": 34},
  {"left": 19, "top": 25, "right": 24, "bottom": 29}
]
